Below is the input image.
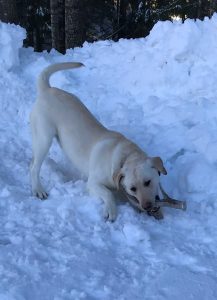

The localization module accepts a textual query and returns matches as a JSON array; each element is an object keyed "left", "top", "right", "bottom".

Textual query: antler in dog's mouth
[
  {"left": 126, "top": 194, "right": 164, "bottom": 220},
  {"left": 122, "top": 184, "right": 187, "bottom": 220}
]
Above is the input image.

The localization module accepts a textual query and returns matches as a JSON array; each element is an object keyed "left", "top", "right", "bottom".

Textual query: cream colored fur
[{"left": 30, "top": 62, "right": 167, "bottom": 221}]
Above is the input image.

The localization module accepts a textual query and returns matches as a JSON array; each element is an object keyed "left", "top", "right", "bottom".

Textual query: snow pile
[
  {"left": 0, "top": 22, "right": 26, "bottom": 70},
  {"left": 145, "top": 15, "right": 217, "bottom": 95},
  {"left": 1, "top": 15, "right": 217, "bottom": 299}
]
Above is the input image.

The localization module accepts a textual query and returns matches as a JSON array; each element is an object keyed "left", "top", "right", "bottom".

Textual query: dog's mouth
[
  {"left": 121, "top": 187, "right": 160, "bottom": 212},
  {"left": 123, "top": 190, "right": 148, "bottom": 210},
  {"left": 125, "top": 192, "right": 162, "bottom": 218}
]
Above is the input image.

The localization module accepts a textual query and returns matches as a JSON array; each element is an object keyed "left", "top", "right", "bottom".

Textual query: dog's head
[{"left": 113, "top": 155, "right": 167, "bottom": 210}]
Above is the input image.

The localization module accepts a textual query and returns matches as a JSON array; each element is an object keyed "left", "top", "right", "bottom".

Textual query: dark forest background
[{"left": 0, "top": 0, "right": 216, "bottom": 53}]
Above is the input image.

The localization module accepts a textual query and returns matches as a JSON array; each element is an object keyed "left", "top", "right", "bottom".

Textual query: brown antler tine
[
  {"left": 155, "top": 199, "right": 186, "bottom": 210},
  {"left": 159, "top": 183, "right": 170, "bottom": 199},
  {"left": 158, "top": 184, "right": 187, "bottom": 210}
]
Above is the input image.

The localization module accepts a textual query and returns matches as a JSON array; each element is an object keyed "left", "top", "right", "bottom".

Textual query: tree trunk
[
  {"left": 50, "top": 0, "right": 65, "bottom": 53},
  {"left": 65, "top": 0, "right": 85, "bottom": 49},
  {"left": 0, "top": 0, "right": 18, "bottom": 23},
  {"left": 118, "top": 0, "right": 127, "bottom": 38},
  {"left": 33, "top": 27, "right": 42, "bottom": 52},
  {"left": 197, "top": 0, "right": 202, "bottom": 19},
  {"left": 209, "top": 0, "right": 216, "bottom": 17},
  {"left": 116, "top": 0, "right": 120, "bottom": 27},
  {"left": 181, "top": 0, "right": 186, "bottom": 23}
]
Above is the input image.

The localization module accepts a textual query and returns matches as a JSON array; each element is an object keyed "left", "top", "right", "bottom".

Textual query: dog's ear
[
  {"left": 113, "top": 171, "right": 124, "bottom": 190},
  {"left": 151, "top": 157, "right": 167, "bottom": 175}
]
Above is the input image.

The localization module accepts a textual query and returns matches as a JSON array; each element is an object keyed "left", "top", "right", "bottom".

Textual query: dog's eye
[
  {"left": 130, "top": 187, "right": 137, "bottom": 192},
  {"left": 144, "top": 180, "right": 151, "bottom": 187}
]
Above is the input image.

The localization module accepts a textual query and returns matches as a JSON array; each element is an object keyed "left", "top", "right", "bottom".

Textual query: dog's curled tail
[{"left": 37, "top": 62, "right": 84, "bottom": 91}]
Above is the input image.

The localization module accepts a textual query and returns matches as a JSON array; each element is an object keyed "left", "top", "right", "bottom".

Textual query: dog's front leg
[{"left": 88, "top": 182, "right": 117, "bottom": 222}]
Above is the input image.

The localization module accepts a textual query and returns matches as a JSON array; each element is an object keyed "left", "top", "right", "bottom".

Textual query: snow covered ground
[{"left": 1, "top": 15, "right": 217, "bottom": 300}]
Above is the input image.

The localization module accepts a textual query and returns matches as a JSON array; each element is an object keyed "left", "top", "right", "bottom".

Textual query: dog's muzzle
[{"left": 122, "top": 189, "right": 152, "bottom": 211}]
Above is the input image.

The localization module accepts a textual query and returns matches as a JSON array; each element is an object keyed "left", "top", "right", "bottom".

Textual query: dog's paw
[
  {"left": 33, "top": 188, "right": 48, "bottom": 200},
  {"left": 104, "top": 202, "right": 117, "bottom": 222}
]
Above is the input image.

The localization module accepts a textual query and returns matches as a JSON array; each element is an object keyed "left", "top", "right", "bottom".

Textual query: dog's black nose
[
  {"left": 143, "top": 202, "right": 152, "bottom": 210},
  {"left": 155, "top": 195, "right": 160, "bottom": 201}
]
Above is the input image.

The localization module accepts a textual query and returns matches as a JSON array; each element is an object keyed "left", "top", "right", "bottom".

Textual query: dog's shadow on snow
[{"left": 45, "top": 156, "right": 85, "bottom": 185}]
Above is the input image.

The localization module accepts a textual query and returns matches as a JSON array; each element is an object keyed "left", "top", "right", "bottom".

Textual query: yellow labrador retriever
[{"left": 30, "top": 62, "right": 167, "bottom": 221}]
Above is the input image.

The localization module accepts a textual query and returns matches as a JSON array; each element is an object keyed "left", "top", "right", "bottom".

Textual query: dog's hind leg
[{"left": 30, "top": 113, "right": 55, "bottom": 199}]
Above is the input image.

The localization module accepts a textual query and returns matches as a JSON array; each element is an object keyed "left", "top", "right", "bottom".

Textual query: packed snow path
[{"left": 1, "top": 16, "right": 217, "bottom": 299}]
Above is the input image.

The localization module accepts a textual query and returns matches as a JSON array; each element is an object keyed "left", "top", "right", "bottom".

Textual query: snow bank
[
  {"left": 1, "top": 14, "right": 217, "bottom": 300},
  {"left": 0, "top": 22, "right": 26, "bottom": 70},
  {"left": 145, "top": 15, "right": 217, "bottom": 95}
]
